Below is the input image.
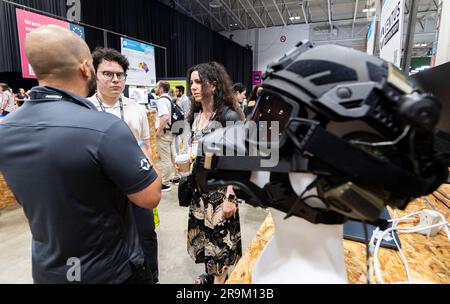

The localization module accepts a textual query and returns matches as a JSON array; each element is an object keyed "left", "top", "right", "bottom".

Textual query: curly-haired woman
[{"left": 186, "top": 62, "right": 244, "bottom": 284}]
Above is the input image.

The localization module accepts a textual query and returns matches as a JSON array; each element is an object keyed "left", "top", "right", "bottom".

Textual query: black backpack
[{"left": 160, "top": 96, "right": 185, "bottom": 135}]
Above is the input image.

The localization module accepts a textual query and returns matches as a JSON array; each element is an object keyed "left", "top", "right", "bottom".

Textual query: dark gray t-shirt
[{"left": 0, "top": 86, "right": 157, "bottom": 283}]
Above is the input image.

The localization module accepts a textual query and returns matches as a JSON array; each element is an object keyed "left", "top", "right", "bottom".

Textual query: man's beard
[{"left": 86, "top": 68, "right": 97, "bottom": 97}]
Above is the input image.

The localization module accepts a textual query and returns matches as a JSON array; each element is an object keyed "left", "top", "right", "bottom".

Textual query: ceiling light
[{"left": 209, "top": 0, "right": 222, "bottom": 8}]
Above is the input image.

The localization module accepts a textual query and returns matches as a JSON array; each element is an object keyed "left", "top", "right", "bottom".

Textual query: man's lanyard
[{"left": 96, "top": 93, "right": 125, "bottom": 121}]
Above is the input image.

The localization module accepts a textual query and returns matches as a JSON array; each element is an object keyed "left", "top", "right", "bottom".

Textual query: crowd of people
[
  {"left": 0, "top": 84, "right": 31, "bottom": 116},
  {"left": 0, "top": 25, "right": 262, "bottom": 284}
]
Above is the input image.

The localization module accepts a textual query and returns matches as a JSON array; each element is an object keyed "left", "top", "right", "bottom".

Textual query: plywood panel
[
  {"left": 228, "top": 186, "right": 450, "bottom": 284},
  {"left": 0, "top": 174, "right": 17, "bottom": 209}
]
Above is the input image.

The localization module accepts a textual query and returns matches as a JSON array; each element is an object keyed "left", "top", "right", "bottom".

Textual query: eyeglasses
[{"left": 100, "top": 71, "right": 127, "bottom": 81}]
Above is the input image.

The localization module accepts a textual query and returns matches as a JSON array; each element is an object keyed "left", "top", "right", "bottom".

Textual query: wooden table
[
  {"left": 0, "top": 173, "right": 17, "bottom": 209},
  {"left": 228, "top": 184, "right": 450, "bottom": 284}
]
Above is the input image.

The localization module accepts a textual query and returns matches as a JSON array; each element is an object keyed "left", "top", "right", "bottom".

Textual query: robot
[{"left": 192, "top": 41, "right": 450, "bottom": 283}]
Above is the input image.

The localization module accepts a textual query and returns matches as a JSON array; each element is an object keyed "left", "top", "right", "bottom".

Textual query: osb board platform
[
  {"left": 228, "top": 184, "right": 450, "bottom": 284},
  {"left": 147, "top": 112, "right": 160, "bottom": 161},
  {"left": 0, "top": 174, "right": 17, "bottom": 209}
]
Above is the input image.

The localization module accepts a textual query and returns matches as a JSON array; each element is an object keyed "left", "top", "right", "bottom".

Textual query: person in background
[
  {"left": 168, "top": 88, "right": 177, "bottom": 102},
  {"left": 175, "top": 85, "right": 191, "bottom": 155},
  {"left": 232, "top": 82, "right": 247, "bottom": 111},
  {"left": 87, "top": 47, "right": 160, "bottom": 283},
  {"left": 155, "top": 80, "right": 175, "bottom": 192},
  {"left": 168, "top": 87, "right": 182, "bottom": 184},
  {"left": 176, "top": 85, "right": 190, "bottom": 118},
  {"left": 149, "top": 88, "right": 157, "bottom": 100},
  {"left": 186, "top": 62, "right": 244, "bottom": 284},
  {"left": 0, "top": 25, "right": 161, "bottom": 284},
  {"left": 0, "top": 83, "right": 15, "bottom": 115},
  {"left": 15, "top": 88, "right": 30, "bottom": 107}
]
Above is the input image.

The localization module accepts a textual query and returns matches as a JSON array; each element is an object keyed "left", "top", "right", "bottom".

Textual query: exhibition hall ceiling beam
[
  {"left": 307, "top": 0, "right": 313, "bottom": 23},
  {"left": 281, "top": 0, "right": 295, "bottom": 24},
  {"left": 351, "top": 0, "right": 358, "bottom": 37},
  {"left": 259, "top": 0, "right": 276, "bottom": 26},
  {"left": 219, "top": 0, "right": 247, "bottom": 29},
  {"left": 327, "top": 0, "right": 333, "bottom": 33},
  {"left": 195, "top": 0, "right": 227, "bottom": 30},
  {"left": 301, "top": 1, "right": 309, "bottom": 24},
  {"left": 432, "top": 0, "right": 438, "bottom": 9},
  {"left": 237, "top": 0, "right": 259, "bottom": 28},
  {"left": 160, "top": 0, "right": 438, "bottom": 35},
  {"left": 246, "top": 0, "right": 267, "bottom": 28},
  {"left": 272, "top": 0, "right": 287, "bottom": 27}
]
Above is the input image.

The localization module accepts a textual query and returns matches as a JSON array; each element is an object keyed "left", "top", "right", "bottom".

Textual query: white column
[
  {"left": 435, "top": 0, "right": 450, "bottom": 65},
  {"left": 254, "top": 28, "right": 259, "bottom": 72}
]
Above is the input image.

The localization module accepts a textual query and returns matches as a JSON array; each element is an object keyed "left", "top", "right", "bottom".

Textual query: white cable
[
  {"left": 373, "top": 226, "right": 395, "bottom": 283},
  {"left": 373, "top": 210, "right": 423, "bottom": 283},
  {"left": 350, "top": 126, "right": 411, "bottom": 147},
  {"left": 391, "top": 211, "right": 412, "bottom": 283},
  {"left": 373, "top": 210, "right": 449, "bottom": 284}
]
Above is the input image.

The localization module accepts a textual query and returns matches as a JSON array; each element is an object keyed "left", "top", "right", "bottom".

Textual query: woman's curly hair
[{"left": 186, "top": 62, "right": 244, "bottom": 125}]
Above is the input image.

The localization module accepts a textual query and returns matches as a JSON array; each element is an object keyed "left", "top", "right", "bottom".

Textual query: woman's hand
[{"left": 222, "top": 199, "right": 237, "bottom": 219}]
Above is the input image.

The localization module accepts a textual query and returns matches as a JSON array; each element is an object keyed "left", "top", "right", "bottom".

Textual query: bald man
[{"left": 0, "top": 25, "right": 161, "bottom": 283}]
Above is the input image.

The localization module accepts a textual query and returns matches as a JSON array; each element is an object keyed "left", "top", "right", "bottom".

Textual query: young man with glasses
[{"left": 88, "top": 47, "right": 160, "bottom": 283}]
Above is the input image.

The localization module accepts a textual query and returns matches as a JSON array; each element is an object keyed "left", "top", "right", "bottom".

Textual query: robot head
[{"left": 194, "top": 41, "right": 449, "bottom": 224}]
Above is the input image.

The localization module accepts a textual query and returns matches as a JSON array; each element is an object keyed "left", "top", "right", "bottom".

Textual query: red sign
[
  {"left": 280, "top": 35, "right": 287, "bottom": 43},
  {"left": 16, "top": 9, "right": 84, "bottom": 79}
]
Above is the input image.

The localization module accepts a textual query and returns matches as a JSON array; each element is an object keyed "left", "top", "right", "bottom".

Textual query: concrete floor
[{"left": 0, "top": 184, "right": 269, "bottom": 284}]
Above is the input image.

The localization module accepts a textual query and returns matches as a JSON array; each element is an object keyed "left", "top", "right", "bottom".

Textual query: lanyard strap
[{"left": 96, "top": 94, "right": 125, "bottom": 121}]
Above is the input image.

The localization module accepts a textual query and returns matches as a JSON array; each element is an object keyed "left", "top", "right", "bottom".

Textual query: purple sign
[{"left": 252, "top": 71, "right": 262, "bottom": 85}]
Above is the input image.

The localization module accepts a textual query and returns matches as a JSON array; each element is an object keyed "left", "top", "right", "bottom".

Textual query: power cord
[{"left": 371, "top": 209, "right": 449, "bottom": 283}]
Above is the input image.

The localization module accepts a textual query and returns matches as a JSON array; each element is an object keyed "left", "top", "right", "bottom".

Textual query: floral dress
[{"left": 187, "top": 112, "right": 242, "bottom": 276}]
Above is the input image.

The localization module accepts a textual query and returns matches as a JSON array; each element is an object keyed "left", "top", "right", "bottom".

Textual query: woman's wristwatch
[{"left": 224, "top": 193, "right": 237, "bottom": 204}]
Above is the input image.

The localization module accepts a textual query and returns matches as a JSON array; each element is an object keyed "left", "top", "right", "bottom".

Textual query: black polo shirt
[{"left": 0, "top": 86, "right": 158, "bottom": 283}]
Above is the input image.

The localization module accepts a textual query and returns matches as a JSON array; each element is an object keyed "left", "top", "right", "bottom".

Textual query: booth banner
[
  {"left": 16, "top": 8, "right": 85, "bottom": 79},
  {"left": 128, "top": 87, "right": 148, "bottom": 105},
  {"left": 163, "top": 80, "right": 187, "bottom": 92},
  {"left": 379, "top": 0, "right": 405, "bottom": 67},
  {"left": 121, "top": 37, "right": 156, "bottom": 86}
]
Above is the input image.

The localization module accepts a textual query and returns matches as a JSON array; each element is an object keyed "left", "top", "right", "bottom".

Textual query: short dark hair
[
  {"left": 158, "top": 81, "right": 170, "bottom": 93},
  {"left": 0, "top": 83, "right": 9, "bottom": 91},
  {"left": 92, "top": 47, "right": 129, "bottom": 73},
  {"left": 175, "top": 85, "right": 185, "bottom": 94},
  {"left": 232, "top": 82, "right": 246, "bottom": 93}
]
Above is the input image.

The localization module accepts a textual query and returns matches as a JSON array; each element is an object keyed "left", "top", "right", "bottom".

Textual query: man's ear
[{"left": 79, "top": 60, "right": 90, "bottom": 79}]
